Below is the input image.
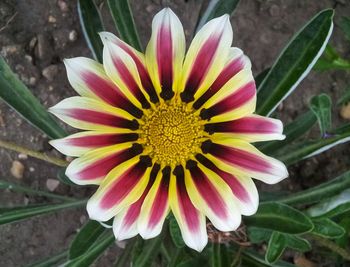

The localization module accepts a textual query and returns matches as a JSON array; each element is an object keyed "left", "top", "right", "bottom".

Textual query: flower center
[{"left": 139, "top": 102, "right": 205, "bottom": 166}]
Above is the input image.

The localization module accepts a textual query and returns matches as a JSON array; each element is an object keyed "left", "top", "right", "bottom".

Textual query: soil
[{"left": 0, "top": 0, "right": 349, "bottom": 266}]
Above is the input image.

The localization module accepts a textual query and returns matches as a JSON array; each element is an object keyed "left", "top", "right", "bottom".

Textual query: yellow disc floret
[{"left": 139, "top": 102, "right": 205, "bottom": 166}]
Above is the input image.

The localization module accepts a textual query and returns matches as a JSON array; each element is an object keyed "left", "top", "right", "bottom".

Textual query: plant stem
[
  {"left": 231, "top": 247, "right": 243, "bottom": 267},
  {"left": 0, "top": 180, "right": 75, "bottom": 202},
  {"left": 160, "top": 244, "right": 171, "bottom": 263},
  {"left": 212, "top": 240, "right": 222, "bottom": 267},
  {"left": 310, "top": 234, "right": 350, "bottom": 261},
  {"left": 0, "top": 139, "right": 68, "bottom": 167}
]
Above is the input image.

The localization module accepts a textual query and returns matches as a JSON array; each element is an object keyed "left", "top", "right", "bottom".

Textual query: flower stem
[
  {"left": 310, "top": 234, "right": 350, "bottom": 261},
  {"left": 0, "top": 139, "right": 68, "bottom": 167}
]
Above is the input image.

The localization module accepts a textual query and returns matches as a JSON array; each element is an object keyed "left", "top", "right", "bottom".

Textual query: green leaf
[
  {"left": 242, "top": 249, "right": 296, "bottom": 267},
  {"left": 336, "top": 85, "right": 350, "bottom": 106},
  {"left": 255, "top": 68, "right": 271, "bottom": 88},
  {"left": 266, "top": 232, "right": 286, "bottom": 264},
  {"left": 307, "top": 188, "right": 350, "bottom": 218},
  {"left": 274, "top": 124, "right": 350, "bottom": 166},
  {"left": 247, "top": 227, "right": 272, "bottom": 244},
  {"left": 0, "top": 179, "right": 75, "bottom": 202},
  {"left": 339, "top": 16, "right": 350, "bottom": 41},
  {"left": 133, "top": 235, "right": 163, "bottom": 267},
  {"left": 309, "top": 94, "right": 332, "bottom": 136},
  {"left": 195, "top": 0, "right": 240, "bottom": 32},
  {"left": 77, "top": 0, "right": 105, "bottom": 62},
  {"left": 26, "top": 250, "right": 68, "bottom": 267},
  {"left": 257, "top": 111, "right": 317, "bottom": 154},
  {"left": 275, "top": 171, "right": 350, "bottom": 206},
  {"left": 169, "top": 215, "right": 185, "bottom": 248},
  {"left": 0, "top": 57, "right": 66, "bottom": 139},
  {"left": 69, "top": 220, "right": 105, "bottom": 259},
  {"left": 176, "top": 255, "right": 209, "bottom": 267},
  {"left": 65, "top": 231, "right": 115, "bottom": 267},
  {"left": 0, "top": 200, "right": 86, "bottom": 225},
  {"left": 114, "top": 239, "right": 136, "bottom": 267},
  {"left": 211, "top": 242, "right": 222, "bottom": 267},
  {"left": 256, "top": 9, "right": 334, "bottom": 116},
  {"left": 107, "top": 0, "right": 142, "bottom": 51},
  {"left": 244, "top": 202, "right": 313, "bottom": 234},
  {"left": 310, "top": 95, "right": 332, "bottom": 123},
  {"left": 311, "top": 218, "right": 345, "bottom": 238},
  {"left": 284, "top": 235, "right": 311, "bottom": 252}
]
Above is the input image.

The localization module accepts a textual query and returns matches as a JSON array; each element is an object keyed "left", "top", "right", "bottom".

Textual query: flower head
[{"left": 50, "top": 8, "right": 288, "bottom": 251}]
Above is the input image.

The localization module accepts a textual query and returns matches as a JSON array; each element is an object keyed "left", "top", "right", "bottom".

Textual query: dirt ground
[{"left": 0, "top": 0, "right": 349, "bottom": 266}]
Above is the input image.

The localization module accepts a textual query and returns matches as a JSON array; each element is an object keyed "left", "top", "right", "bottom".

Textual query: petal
[
  {"left": 180, "top": 15, "right": 232, "bottom": 103},
  {"left": 102, "top": 39, "right": 151, "bottom": 109},
  {"left": 145, "top": 8, "right": 185, "bottom": 100},
  {"left": 87, "top": 156, "right": 153, "bottom": 221},
  {"left": 99, "top": 32, "right": 159, "bottom": 103},
  {"left": 63, "top": 57, "right": 143, "bottom": 118},
  {"left": 201, "top": 138, "right": 288, "bottom": 184},
  {"left": 138, "top": 166, "right": 170, "bottom": 239},
  {"left": 170, "top": 166, "right": 208, "bottom": 252},
  {"left": 199, "top": 69, "right": 256, "bottom": 122},
  {"left": 184, "top": 160, "right": 241, "bottom": 231},
  {"left": 49, "top": 131, "right": 139, "bottom": 157},
  {"left": 193, "top": 48, "right": 251, "bottom": 109},
  {"left": 204, "top": 115, "right": 285, "bottom": 142},
  {"left": 65, "top": 143, "right": 143, "bottom": 185},
  {"left": 113, "top": 164, "right": 160, "bottom": 240},
  {"left": 49, "top": 97, "right": 138, "bottom": 131},
  {"left": 195, "top": 154, "right": 258, "bottom": 216}
]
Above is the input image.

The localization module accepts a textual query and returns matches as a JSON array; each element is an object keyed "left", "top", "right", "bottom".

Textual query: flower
[{"left": 49, "top": 8, "right": 288, "bottom": 252}]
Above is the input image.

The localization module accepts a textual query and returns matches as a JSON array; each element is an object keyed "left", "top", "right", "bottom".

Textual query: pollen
[{"left": 139, "top": 101, "right": 205, "bottom": 166}]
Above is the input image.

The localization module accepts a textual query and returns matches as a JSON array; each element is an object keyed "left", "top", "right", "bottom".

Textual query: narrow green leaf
[
  {"left": 266, "top": 232, "right": 286, "bottom": 264},
  {"left": 114, "top": 239, "right": 136, "bottom": 267},
  {"left": 255, "top": 68, "right": 271, "bottom": 88},
  {"left": 276, "top": 171, "right": 350, "bottom": 206},
  {"left": 311, "top": 218, "right": 345, "bottom": 238},
  {"left": 77, "top": 0, "right": 105, "bottom": 62},
  {"left": 26, "top": 250, "right": 68, "bottom": 267},
  {"left": 244, "top": 202, "right": 313, "bottom": 234},
  {"left": 0, "top": 57, "right": 66, "bottom": 139},
  {"left": 309, "top": 94, "right": 332, "bottom": 136},
  {"left": 307, "top": 188, "right": 350, "bottom": 218},
  {"left": 69, "top": 220, "right": 105, "bottom": 259},
  {"left": 0, "top": 179, "right": 75, "bottom": 202},
  {"left": 257, "top": 111, "right": 317, "bottom": 154},
  {"left": 195, "top": 0, "right": 240, "bottom": 32},
  {"left": 107, "top": 0, "right": 142, "bottom": 51},
  {"left": 336, "top": 85, "right": 350, "bottom": 106},
  {"left": 211, "top": 242, "right": 221, "bottom": 267},
  {"left": 274, "top": 124, "right": 350, "bottom": 166},
  {"left": 65, "top": 231, "right": 115, "bottom": 267},
  {"left": 169, "top": 215, "right": 185, "bottom": 248},
  {"left": 284, "top": 235, "right": 311, "bottom": 252},
  {"left": 242, "top": 249, "right": 296, "bottom": 267},
  {"left": 133, "top": 235, "right": 163, "bottom": 267},
  {"left": 0, "top": 200, "right": 86, "bottom": 225},
  {"left": 256, "top": 9, "right": 334, "bottom": 116},
  {"left": 247, "top": 227, "right": 272, "bottom": 244},
  {"left": 339, "top": 16, "right": 350, "bottom": 41}
]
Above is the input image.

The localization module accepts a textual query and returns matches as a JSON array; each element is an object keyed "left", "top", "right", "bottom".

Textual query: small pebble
[
  {"left": 57, "top": 0, "right": 69, "bottom": 12},
  {"left": 29, "top": 167, "right": 35, "bottom": 172},
  {"left": 269, "top": 4, "right": 280, "bottom": 17},
  {"left": 48, "top": 15, "right": 57, "bottom": 23},
  {"left": 29, "top": 77, "right": 37, "bottom": 86},
  {"left": 294, "top": 255, "right": 316, "bottom": 267},
  {"left": 42, "top": 65, "right": 59, "bottom": 81},
  {"left": 340, "top": 103, "right": 350, "bottom": 119},
  {"left": 11, "top": 160, "right": 24, "bottom": 179},
  {"left": 80, "top": 215, "right": 87, "bottom": 224},
  {"left": 68, "top": 30, "right": 77, "bottom": 42},
  {"left": 46, "top": 178, "right": 60, "bottom": 192},
  {"left": 18, "top": 153, "right": 28, "bottom": 160},
  {"left": 29, "top": 36, "right": 37, "bottom": 50}
]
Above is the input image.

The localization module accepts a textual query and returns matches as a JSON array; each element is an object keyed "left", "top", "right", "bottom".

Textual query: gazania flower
[{"left": 49, "top": 8, "right": 288, "bottom": 251}]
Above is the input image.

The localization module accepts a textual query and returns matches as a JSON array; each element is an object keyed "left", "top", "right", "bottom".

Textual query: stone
[
  {"left": 42, "top": 65, "right": 59, "bottom": 81},
  {"left": 68, "top": 30, "right": 77, "bottom": 42},
  {"left": 46, "top": 179, "right": 60, "bottom": 192},
  {"left": 10, "top": 160, "right": 24, "bottom": 179},
  {"left": 340, "top": 103, "right": 350, "bottom": 119},
  {"left": 57, "top": 0, "right": 69, "bottom": 12}
]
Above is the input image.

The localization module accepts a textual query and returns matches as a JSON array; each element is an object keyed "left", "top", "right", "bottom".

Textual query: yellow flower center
[{"left": 139, "top": 102, "right": 205, "bottom": 166}]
